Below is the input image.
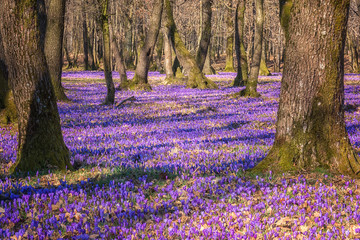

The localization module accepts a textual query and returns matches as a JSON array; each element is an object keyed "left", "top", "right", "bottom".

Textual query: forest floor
[{"left": 1, "top": 72, "right": 360, "bottom": 239}]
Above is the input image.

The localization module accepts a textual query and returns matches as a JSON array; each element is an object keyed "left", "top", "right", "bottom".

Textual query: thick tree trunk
[
  {"left": 100, "top": 0, "right": 115, "bottom": 104},
  {"left": 165, "top": 0, "right": 217, "bottom": 89},
  {"left": 259, "top": 40, "right": 271, "bottom": 76},
  {"left": 195, "top": 0, "right": 212, "bottom": 71},
  {"left": 44, "top": 0, "right": 68, "bottom": 101},
  {"left": 233, "top": 0, "right": 248, "bottom": 86},
  {"left": 252, "top": 0, "right": 360, "bottom": 177},
  {"left": 129, "top": 0, "right": 163, "bottom": 91},
  {"left": 0, "top": 0, "right": 72, "bottom": 172},
  {"left": 224, "top": 1, "right": 235, "bottom": 72},
  {"left": 240, "top": 0, "right": 263, "bottom": 97}
]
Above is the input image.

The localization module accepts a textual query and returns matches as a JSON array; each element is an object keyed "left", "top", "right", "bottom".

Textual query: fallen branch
[{"left": 115, "top": 96, "right": 136, "bottom": 108}]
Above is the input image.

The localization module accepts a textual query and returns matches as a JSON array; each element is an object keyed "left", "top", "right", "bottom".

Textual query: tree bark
[
  {"left": 195, "top": 0, "right": 213, "bottom": 71},
  {"left": 165, "top": 0, "right": 217, "bottom": 89},
  {"left": 240, "top": 0, "right": 263, "bottom": 97},
  {"left": 100, "top": 0, "right": 115, "bottom": 104},
  {"left": 233, "top": 0, "right": 248, "bottom": 86},
  {"left": 44, "top": 0, "right": 68, "bottom": 101},
  {"left": 163, "top": 27, "right": 176, "bottom": 83},
  {"left": 0, "top": 0, "right": 72, "bottom": 172},
  {"left": 82, "top": 2, "right": 89, "bottom": 70},
  {"left": 259, "top": 40, "right": 271, "bottom": 76},
  {"left": 0, "top": 32, "right": 16, "bottom": 125},
  {"left": 252, "top": 0, "right": 360, "bottom": 177},
  {"left": 129, "top": 0, "right": 164, "bottom": 91},
  {"left": 111, "top": 36, "right": 128, "bottom": 90},
  {"left": 224, "top": 1, "right": 235, "bottom": 72},
  {"left": 348, "top": 36, "right": 360, "bottom": 73},
  {"left": 203, "top": 44, "right": 216, "bottom": 75}
]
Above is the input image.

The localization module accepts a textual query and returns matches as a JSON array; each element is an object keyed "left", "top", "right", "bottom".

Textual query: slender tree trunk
[
  {"left": 163, "top": 27, "right": 175, "bottom": 83},
  {"left": 224, "top": 1, "right": 235, "bottom": 72},
  {"left": 252, "top": 0, "right": 360, "bottom": 177},
  {"left": 348, "top": 36, "right": 360, "bottom": 73},
  {"left": 0, "top": 0, "right": 72, "bottom": 172},
  {"left": 155, "top": 34, "right": 164, "bottom": 72},
  {"left": 240, "top": 0, "right": 263, "bottom": 97},
  {"left": 82, "top": 2, "right": 89, "bottom": 70},
  {"left": 259, "top": 40, "right": 271, "bottom": 76},
  {"left": 129, "top": 0, "right": 164, "bottom": 91},
  {"left": 195, "top": 0, "right": 212, "bottom": 71},
  {"left": 165, "top": 0, "right": 217, "bottom": 89},
  {"left": 111, "top": 37, "right": 128, "bottom": 90},
  {"left": 233, "top": 0, "right": 248, "bottom": 86},
  {"left": 44, "top": 0, "right": 68, "bottom": 101},
  {"left": 100, "top": 0, "right": 115, "bottom": 104},
  {"left": 203, "top": 43, "right": 216, "bottom": 75}
]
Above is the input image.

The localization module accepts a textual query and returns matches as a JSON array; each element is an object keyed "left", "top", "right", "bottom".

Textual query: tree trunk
[
  {"left": 0, "top": 33, "right": 16, "bottom": 125},
  {"left": 233, "top": 0, "right": 248, "bottom": 86},
  {"left": 111, "top": 37, "right": 128, "bottom": 90},
  {"left": 0, "top": 0, "right": 72, "bottom": 172},
  {"left": 100, "top": 0, "right": 115, "bottom": 104},
  {"left": 224, "top": 1, "right": 235, "bottom": 72},
  {"left": 195, "top": 0, "right": 212, "bottom": 71},
  {"left": 82, "top": 2, "right": 89, "bottom": 70},
  {"left": 259, "top": 40, "right": 271, "bottom": 76},
  {"left": 163, "top": 27, "right": 176, "bottom": 83},
  {"left": 240, "top": 0, "right": 263, "bottom": 97},
  {"left": 348, "top": 36, "right": 360, "bottom": 73},
  {"left": 129, "top": 0, "right": 163, "bottom": 91},
  {"left": 165, "top": 0, "right": 217, "bottom": 89},
  {"left": 252, "top": 0, "right": 360, "bottom": 177},
  {"left": 154, "top": 34, "right": 164, "bottom": 72},
  {"left": 44, "top": 0, "right": 68, "bottom": 101},
  {"left": 203, "top": 44, "right": 216, "bottom": 75}
]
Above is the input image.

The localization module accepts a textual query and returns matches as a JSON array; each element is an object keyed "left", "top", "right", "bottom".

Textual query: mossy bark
[
  {"left": 0, "top": 0, "right": 72, "bottom": 173},
  {"left": 203, "top": 45, "right": 216, "bottom": 75},
  {"left": 224, "top": 1, "right": 235, "bottom": 72},
  {"left": 100, "top": 0, "right": 115, "bottom": 104},
  {"left": 234, "top": 0, "right": 248, "bottom": 86},
  {"left": 165, "top": 0, "right": 217, "bottom": 89},
  {"left": 130, "top": 0, "right": 163, "bottom": 91},
  {"left": 240, "top": 0, "right": 263, "bottom": 97},
  {"left": 259, "top": 41, "right": 271, "bottom": 76},
  {"left": 251, "top": 0, "right": 360, "bottom": 177},
  {"left": 44, "top": 0, "right": 69, "bottom": 101}
]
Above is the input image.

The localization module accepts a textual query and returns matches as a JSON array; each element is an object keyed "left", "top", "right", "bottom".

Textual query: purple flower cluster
[{"left": 1, "top": 72, "right": 360, "bottom": 239}]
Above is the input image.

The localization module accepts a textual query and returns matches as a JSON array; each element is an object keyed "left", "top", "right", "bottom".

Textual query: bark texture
[
  {"left": 240, "top": 0, "right": 263, "bottom": 97},
  {"left": 224, "top": 1, "right": 235, "bottom": 72},
  {"left": 233, "top": 0, "right": 248, "bottom": 86},
  {"left": 0, "top": 33, "right": 16, "bottom": 125},
  {"left": 100, "top": 0, "right": 115, "bottom": 104},
  {"left": 111, "top": 37, "right": 129, "bottom": 90},
  {"left": 129, "top": 0, "right": 163, "bottom": 91},
  {"left": 252, "top": 0, "right": 360, "bottom": 177},
  {"left": 44, "top": 0, "right": 68, "bottom": 101},
  {"left": 259, "top": 41, "right": 271, "bottom": 76},
  {"left": 163, "top": 27, "right": 176, "bottom": 84},
  {"left": 195, "top": 0, "right": 212, "bottom": 71},
  {"left": 165, "top": 0, "right": 217, "bottom": 89},
  {"left": 0, "top": 0, "right": 72, "bottom": 172}
]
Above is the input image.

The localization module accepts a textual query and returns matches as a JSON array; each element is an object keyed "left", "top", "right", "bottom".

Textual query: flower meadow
[{"left": 2, "top": 72, "right": 360, "bottom": 239}]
